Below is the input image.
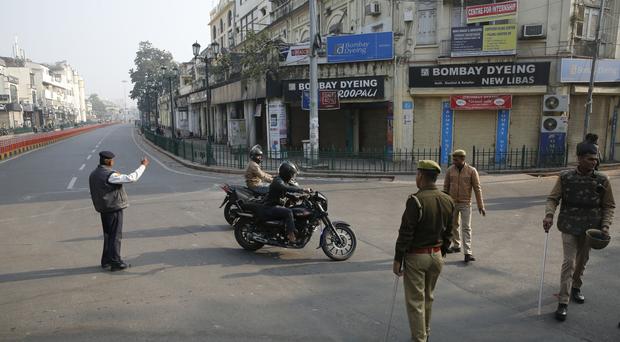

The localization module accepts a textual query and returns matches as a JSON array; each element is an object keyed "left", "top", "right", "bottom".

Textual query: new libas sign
[{"left": 409, "top": 62, "right": 550, "bottom": 88}]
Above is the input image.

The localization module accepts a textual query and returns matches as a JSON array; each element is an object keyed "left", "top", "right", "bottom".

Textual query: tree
[
  {"left": 128, "top": 41, "right": 177, "bottom": 114},
  {"left": 88, "top": 94, "right": 107, "bottom": 117},
  {"left": 239, "top": 31, "right": 282, "bottom": 81}
]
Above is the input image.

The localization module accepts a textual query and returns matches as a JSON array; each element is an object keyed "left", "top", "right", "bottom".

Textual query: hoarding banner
[
  {"left": 560, "top": 58, "right": 620, "bottom": 83},
  {"left": 327, "top": 32, "right": 393, "bottom": 63},
  {"left": 450, "top": 95, "right": 512, "bottom": 110},
  {"left": 451, "top": 24, "right": 516, "bottom": 57},
  {"left": 467, "top": 0, "right": 518, "bottom": 24}
]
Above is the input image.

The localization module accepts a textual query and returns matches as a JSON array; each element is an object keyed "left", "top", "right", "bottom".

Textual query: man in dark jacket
[
  {"left": 89, "top": 151, "right": 149, "bottom": 271},
  {"left": 263, "top": 161, "right": 310, "bottom": 242},
  {"left": 543, "top": 142, "right": 614, "bottom": 321}
]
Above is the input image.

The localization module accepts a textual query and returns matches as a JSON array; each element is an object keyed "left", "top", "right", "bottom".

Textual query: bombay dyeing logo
[{"left": 334, "top": 41, "right": 370, "bottom": 55}]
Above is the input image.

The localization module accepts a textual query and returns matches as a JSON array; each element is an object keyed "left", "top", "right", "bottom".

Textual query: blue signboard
[
  {"left": 495, "top": 110, "right": 510, "bottom": 164},
  {"left": 560, "top": 58, "right": 620, "bottom": 83},
  {"left": 440, "top": 102, "right": 454, "bottom": 165},
  {"left": 327, "top": 32, "right": 394, "bottom": 63},
  {"left": 539, "top": 132, "right": 566, "bottom": 167},
  {"left": 301, "top": 90, "right": 310, "bottom": 110}
]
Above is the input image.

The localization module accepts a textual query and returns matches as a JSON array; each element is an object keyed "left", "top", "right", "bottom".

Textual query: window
[
  {"left": 213, "top": 26, "right": 217, "bottom": 40},
  {"left": 227, "top": 11, "right": 232, "bottom": 27},
  {"left": 240, "top": 10, "right": 255, "bottom": 41},
  {"left": 220, "top": 18, "right": 224, "bottom": 33},
  {"left": 575, "top": 6, "right": 600, "bottom": 40},
  {"left": 417, "top": 2, "right": 437, "bottom": 45},
  {"left": 9, "top": 85, "right": 18, "bottom": 103},
  {"left": 30, "top": 73, "right": 35, "bottom": 87}
]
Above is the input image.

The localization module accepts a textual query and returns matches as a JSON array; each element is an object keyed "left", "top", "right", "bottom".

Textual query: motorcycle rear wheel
[
  {"left": 321, "top": 224, "right": 356, "bottom": 261},
  {"left": 234, "top": 219, "right": 264, "bottom": 251}
]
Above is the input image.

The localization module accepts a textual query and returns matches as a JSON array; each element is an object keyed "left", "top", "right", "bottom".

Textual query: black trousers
[
  {"left": 100, "top": 210, "right": 124, "bottom": 265},
  {"left": 262, "top": 206, "right": 295, "bottom": 234}
]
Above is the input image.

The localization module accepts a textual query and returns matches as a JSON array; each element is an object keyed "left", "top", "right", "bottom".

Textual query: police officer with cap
[
  {"left": 543, "top": 140, "right": 615, "bottom": 321},
  {"left": 393, "top": 160, "right": 455, "bottom": 342},
  {"left": 89, "top": 151, "right": 149, "bottom": 271}
]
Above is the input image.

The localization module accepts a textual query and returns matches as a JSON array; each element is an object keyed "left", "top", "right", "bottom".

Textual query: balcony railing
[{"left": 270, "top": 0, "right": 306, "bottom": 23}]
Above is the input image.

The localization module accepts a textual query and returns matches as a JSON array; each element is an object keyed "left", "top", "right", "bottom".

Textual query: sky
[{"left": 0, "top": 0, "right": 217, "bottom": 106}]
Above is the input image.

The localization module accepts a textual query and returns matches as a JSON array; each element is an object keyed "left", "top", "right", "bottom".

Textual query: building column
[{"left": 245, "top": 100, "right": 256, "bottom": 147}]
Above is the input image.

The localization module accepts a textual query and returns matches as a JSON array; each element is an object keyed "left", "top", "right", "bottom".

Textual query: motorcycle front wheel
[
  {"left": 234, "top": 219, "right": 264, "bottom": 251},
  {"left": 224, "top": 202, "right": 239, "bottom": 225},
  {"left": 321, "top": 224, "right": 356, "bottom": 261}
]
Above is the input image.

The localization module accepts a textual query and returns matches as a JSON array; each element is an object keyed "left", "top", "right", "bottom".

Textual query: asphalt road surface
[{"left": 0, "top": 124, "right": 618, "bottom": 341}]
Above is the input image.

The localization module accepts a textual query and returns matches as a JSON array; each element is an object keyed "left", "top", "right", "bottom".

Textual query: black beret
[
  {"left": 99, "top": 151, "right": 115, "bottom": 159},
  {"left": 576, "top": 142, "right": 598, "bottom": 156}
]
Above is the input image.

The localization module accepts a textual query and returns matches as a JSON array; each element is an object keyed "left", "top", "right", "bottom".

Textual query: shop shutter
[{"left": 452, "top": 110, "right": 496, "bottom": 161}]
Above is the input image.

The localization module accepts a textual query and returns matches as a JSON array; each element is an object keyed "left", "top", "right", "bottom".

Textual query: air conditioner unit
[
  {"left": 522, "top": 24, "right": 544, "bottom": 38},
  {"left": 365, "top": 2, "right": 380, "bottom": 16},
  {"left": 543, "top": 95, "right": 569, "bottom": 112},
  {"left": 541, "top": 116, "right": 568, "bottom": 133}
]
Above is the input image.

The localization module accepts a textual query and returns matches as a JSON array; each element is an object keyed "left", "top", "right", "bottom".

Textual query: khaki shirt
[
  {"left": 545, "top": 168, "right": 615, "bottom": 228},
  {"left": 245, "top": 161, "right": 273, "bottom": 188},
  {"left": 394, "top": 185, "right": 455, "bottom": 262},
  {"left": 443, "top": 163, "right": 484, "bottom": 208}
]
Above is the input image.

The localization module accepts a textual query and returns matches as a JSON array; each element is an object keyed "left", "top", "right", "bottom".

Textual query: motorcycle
[
  {"left": 219, "top": 184, "right": 267, "bottom": 225},
  {"left": 232, "top": 191, "right": 357, "bottom": 261}
]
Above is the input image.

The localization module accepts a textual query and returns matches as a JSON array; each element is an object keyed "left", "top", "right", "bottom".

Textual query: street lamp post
[
  {"left": 192, "top": 40, "right": 219, "bottom": 140},
  {"left": 161, "top": 65, "right": 179, "bottom": 139}
]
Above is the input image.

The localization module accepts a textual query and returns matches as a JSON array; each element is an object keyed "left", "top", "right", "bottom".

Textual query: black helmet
[
  {"left": 249, "top": 145, "right": 264, "bottom": 163},
  {"left": 278, "top": 161, "right": 298, "bottom": 182}
]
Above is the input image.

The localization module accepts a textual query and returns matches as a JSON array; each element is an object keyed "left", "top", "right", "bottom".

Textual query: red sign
[
  {"left": 319, "top": 90, "right": 340, "bottom": 110},
  {"left": 450, "top": 95, "right": 512, "bottom": 110},
  {"left": 466, "top": 0, "right": 518, "bottom": 24}
]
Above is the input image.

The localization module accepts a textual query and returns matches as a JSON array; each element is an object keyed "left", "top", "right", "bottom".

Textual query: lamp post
[
  {"left": 121, "top": 80, "right": 128, "bottom": 122},
  {"left": 161, "top": 65, "right": 179, "bottom": 139},
  {"left": 192, "top": 40, "right": 219, "bottom": 140}
]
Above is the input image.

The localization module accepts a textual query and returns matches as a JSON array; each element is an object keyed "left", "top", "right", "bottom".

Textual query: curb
[{"left": 139, "top": 134, "right": 396, "bottom": 181}]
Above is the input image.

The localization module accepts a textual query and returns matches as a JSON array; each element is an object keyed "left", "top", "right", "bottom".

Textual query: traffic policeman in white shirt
[{"left": 88, "top": 151, "right": 149, "bottom": 271}]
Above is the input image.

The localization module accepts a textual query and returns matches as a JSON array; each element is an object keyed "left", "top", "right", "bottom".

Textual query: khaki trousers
[
  {"left": 403, "top": 251, "right": 443, "bottom": 342},
  {"left": 451, "top": 203, "right": 473, "bottom": 254},
  {"left": 559, "top": 233, "right": 590, "bottom": 304}
]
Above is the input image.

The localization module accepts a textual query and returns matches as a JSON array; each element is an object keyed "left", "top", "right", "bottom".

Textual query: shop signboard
[
  {"left": 409, "top": 62, "right": 550, "bottom": 88},
  {"left": 466, "top": 0, "right": 518, "bottom": 24},
  {"left": 327, "top": 32, "right": 393, "bottom": 63},
  {"left": 560, "top": 58, "right": 620, "bottom": 83},
  {"left": 284, "top": 76, "right": 384, "bottom": 103},
  {"left": 495, "top": 110, "right": 510, "bottom": 164},
  {"left": 440, "top": 101, "right": 454, "bottom": 165},
  {"left": 451, "top": 24, "right": 516, "bottom": 57},
  {"left": 284, "top": 44, "right": 311, "bottom": 65},
  {"left": 301, "top": 90, "right": 340, "bottom": 110},
  {"left": 450, "top": 95, "right": 512, "bottom": 110}
]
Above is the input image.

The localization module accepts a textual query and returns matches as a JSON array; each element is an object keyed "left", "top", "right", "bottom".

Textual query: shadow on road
[
  {"left": 484, "top": 195, "right": 546, "bottom": 211},
  {"left": 59, "top": 225, "right": 231, "bottom": 242}
]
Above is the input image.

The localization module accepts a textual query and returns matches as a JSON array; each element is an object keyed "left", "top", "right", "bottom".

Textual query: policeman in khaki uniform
[
  {"left": 543, "top": 141, "right": 614, "bottom": 321},
  {"left": 393, "top": 160, "right": 455, "bottom": 342}
]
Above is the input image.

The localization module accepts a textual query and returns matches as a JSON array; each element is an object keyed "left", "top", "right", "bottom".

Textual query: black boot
[
  {"left": 555, "top": 303, "right": 568, "bottom": 321},
  {"left": 571, "top": 288, "right": 585, "bottom": 304},
  {"left": 110, "top": 261, "right": 130, "bottom": 272}
]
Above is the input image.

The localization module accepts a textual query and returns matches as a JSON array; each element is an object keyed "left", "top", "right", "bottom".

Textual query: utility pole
[
  {"left": 309, "top": 0, "right": 319, "bottom": 158},
  {"left": 122, "top": 80, "right": 128, "bottom": 122},
  {"left": 583, "top": 0, "right": 606, "bottom": 138}
]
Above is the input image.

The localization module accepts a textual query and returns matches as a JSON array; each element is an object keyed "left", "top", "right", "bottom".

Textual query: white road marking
[
  {"left": 86, "top": 154, "right": 92, "bottom": 160},
  {"left": 131, "top": 128, "right": 219, "bottom": 179},
  {"left": 67, "top": 177, "right": 77, "bottom": 190},
  {"left": 91, "top": 149, "right": 96, "bottom": 153},
  {"left": 79, "top": 164, "right": 86, "bottom": 171}
]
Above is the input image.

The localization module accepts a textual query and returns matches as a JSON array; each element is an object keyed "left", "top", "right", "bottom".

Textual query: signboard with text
[
  {"left": 451, "top": 24, "right": 516, "bottom": 57},
  {"left": 440, "top": 102, "right": 454, "bottom": 165},
  {"left": 560, "top": 58, "right": 620, "bottom": 83},
  {"left": 284, "top": 76, "right": 385, "bottom": 103},
  {"left": 409, "top": 62, "right": 550, "bottom": 88},
  {"left": 327, "top": 32, "right": 393, "bottom": 63},
  {"left": 301, "top": 90, "right": 340, "bottom": 110},
  {"left": 450, "top": 95, "right": 512, "bottom": 110},
  {"left": 467, "top": 0, "right": 518, "bottom": 24}
]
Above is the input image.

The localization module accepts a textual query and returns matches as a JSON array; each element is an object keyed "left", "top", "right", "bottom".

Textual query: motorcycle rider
[
  {"left": 245, "top": 145, "right": 273, "bottom": 193},
  {"left": 262, "top": 161, "right": 310, "bottom": 243}
]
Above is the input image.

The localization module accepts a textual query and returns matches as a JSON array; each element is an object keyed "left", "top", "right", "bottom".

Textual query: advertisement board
[
  {"left": 450, "top": 95, "right": 512, "bottom": 110},
  {"left": 560, "top": 58, "right": 620, "bottom": 83},
  {"left": 284, "top": 76, "right": 384, "bottom": 102},
  {"left": 451, "top": 24, "right": 516, "bottom": 57},
  {"left": 466, "top": 0, "right": 518, "bottom": 24},
  {"left": 327, "top": 32, "right": 393, "bottom": 63}
]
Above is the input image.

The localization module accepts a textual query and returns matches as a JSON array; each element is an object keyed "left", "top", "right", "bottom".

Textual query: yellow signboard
[{"left": 483, "top": 24, "right": 517, "bottom": 53}]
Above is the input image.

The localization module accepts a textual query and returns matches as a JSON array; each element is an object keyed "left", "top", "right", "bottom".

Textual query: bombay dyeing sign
[
  {"left": 283, "top": 76, "right": 385, "bottom": 102},
  {"left": 409, "top": 62, "right": 550, "bottom": 88}
]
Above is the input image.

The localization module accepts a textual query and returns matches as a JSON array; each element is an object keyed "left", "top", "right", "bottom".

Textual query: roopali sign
[{"left": 283, "top": 76, "right": 385, "bottom": 102}]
